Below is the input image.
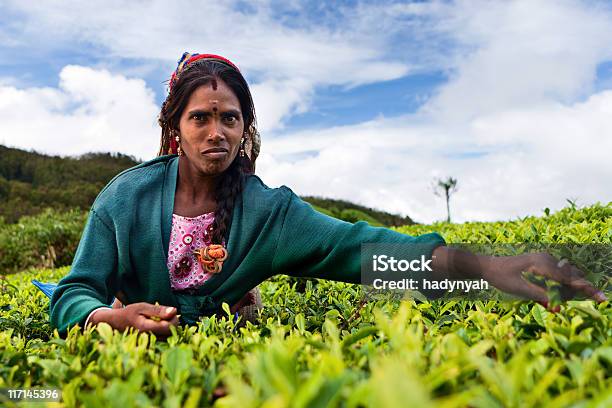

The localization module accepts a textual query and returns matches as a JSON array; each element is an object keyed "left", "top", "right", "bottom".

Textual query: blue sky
[
  {"left": 285, "top": 71, "right": 448, "bottom": 130},
  {"left": 1, "top": 0, "right": 611, "bottom": 223},
  {"left": 0, "top": 1, "right": 451, "bottom": 131}
]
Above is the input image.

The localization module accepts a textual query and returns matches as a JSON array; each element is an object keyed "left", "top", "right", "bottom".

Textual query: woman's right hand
[{"left": 90, "top": 302, "right": 180, "bottom": 336}]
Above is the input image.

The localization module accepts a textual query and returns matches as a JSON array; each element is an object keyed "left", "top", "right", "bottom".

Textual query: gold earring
[
  {"left": 175, "top": 134, "right": 184, "bottom": 156},
  {"left": 239, "top": 136, "right": 245, "bottom": 157}
]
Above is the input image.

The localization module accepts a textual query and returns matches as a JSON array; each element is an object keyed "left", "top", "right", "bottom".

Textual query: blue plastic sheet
[{"left": 31, "top": 279, "right": 57, "bottom": 299}]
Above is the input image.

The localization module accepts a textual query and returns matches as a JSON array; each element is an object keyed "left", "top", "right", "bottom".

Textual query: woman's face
[{"left": 177, "top": 79, "right": 244, "bottom": 176}]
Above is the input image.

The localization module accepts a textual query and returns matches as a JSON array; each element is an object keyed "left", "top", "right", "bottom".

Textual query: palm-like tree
[{"left": 434, "top": 177, "right": 458, "bottom": 222}]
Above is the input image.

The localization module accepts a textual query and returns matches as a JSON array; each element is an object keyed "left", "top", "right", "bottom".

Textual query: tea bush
[
  {"left": 0, "top": 201, "right": 391, "bottom": 275},
  {"left": 0, "top": 208, "right": 88, "bottom": 274},
  {"left": 398, "top": 201, "right": 612, "bottom": 245},
  {"left": 0, "top": 203, "right": 610, "bottom": 407}
]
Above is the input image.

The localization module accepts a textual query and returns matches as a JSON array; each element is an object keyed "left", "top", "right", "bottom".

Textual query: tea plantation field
[{"left": 1, "top": 202, "right": 610, "bottom": 407}]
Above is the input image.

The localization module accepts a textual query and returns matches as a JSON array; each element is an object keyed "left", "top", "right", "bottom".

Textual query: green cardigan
[{"left": 50, "top": 155, "right": 446, "bottom": 333}]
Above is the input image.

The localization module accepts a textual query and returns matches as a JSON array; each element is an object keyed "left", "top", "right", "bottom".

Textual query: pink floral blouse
[{"left": 166, "top": 212, "right": 220, "bottom": 291}]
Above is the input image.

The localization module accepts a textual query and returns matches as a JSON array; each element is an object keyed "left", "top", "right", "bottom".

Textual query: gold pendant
[{"left": 193, "top": 244, "right": 227, "bottom": 274}]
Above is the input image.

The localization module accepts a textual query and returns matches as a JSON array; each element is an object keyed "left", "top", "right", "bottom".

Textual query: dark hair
[{"left": 157, "top": 59, "right": 260, "bottom": 245}]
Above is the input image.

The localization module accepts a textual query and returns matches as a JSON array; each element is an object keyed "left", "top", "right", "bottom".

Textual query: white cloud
[
  {"left": 1, "top": 0, "right": 611, "bottom": 224},
  {"left": 419, "top": 0, "right": 612, "bottom": 121},
  {"left": 0, "top": 66, "right": 160, "bottom": 160},
  {"left": 250, "top": 78, "right": 313, "bottom": 133},
  {"left": 2, "top": 0, "right": 410, "bottom": 133},
  {"left": 258, "top": 89, "right": 612, "bottom": 223}
]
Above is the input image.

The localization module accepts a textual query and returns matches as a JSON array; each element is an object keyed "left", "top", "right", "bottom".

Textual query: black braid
[
  {"left": 157, "top": 99, "right": 172, "bottom": 156},
  {"left": 211, "top": 155, "right": 251, "bottom": 244}
]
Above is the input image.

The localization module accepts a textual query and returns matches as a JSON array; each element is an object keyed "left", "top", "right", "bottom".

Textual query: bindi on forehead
[
  {"left": 211, "top": 78, "right": 217, "bottom": 91},
  {"left": 209, "top": 99, "right": 219, "bottom": 112}
]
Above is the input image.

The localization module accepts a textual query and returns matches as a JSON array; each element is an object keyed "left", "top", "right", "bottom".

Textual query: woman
[{"left": 49, "top": 52, "right": 606, "bottom": 336}]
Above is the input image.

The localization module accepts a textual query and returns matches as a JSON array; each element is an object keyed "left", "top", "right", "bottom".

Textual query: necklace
[
  {"left": 193, "top": 225, "right": 227, "bottom": 274},
  {"left": 193, "top": 244, "right": 227, "bottom": 274}
]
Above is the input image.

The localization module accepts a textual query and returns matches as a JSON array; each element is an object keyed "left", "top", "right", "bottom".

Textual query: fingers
[
  {"left": 557, "top": 264, "right": 586, "bottom": 285},
  {"left": 531, "top": 255, "right": 607, "bottom": 303},
  {"left": 137, "top": 315, "right": 174, "bottom": 335},
  {"left": 138, "top": 302, "right": 177, "bottom": 321},
  {"left": 132, "top": 302, "right": 178, "bottom": 335},
  {"left": 566, "top": 277, "right": 607, "bottom": 302},
  {"left": 529, "top": 255, "right": 579, "bottom": 284},
  {"left": 565, "top": 265, "right": 607, "bottom": 302},
  {"left": 512, "top": 278, "right": 549, "bottom": 304},
  {"left": 114, "top": 302, "right": 182, "bottom": 336},
  {"left": 168, "top": 315, "right": 180, "bottom": 326}
]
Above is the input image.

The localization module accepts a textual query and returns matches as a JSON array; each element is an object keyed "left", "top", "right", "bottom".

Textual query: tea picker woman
[{"left": 47, "top": 52, "right": 607, "bottom": 336}]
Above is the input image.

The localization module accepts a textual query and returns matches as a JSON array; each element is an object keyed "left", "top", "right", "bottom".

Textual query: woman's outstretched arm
[
  {"left": 271, "top": 189, "right": 606, "bottom": 305},
  {"left": 271, "top": 189, "right": 446, "bottom": 283}
]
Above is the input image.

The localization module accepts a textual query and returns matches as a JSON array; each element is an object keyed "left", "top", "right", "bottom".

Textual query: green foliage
[
  {"left": 396, "top": 201, "right": 612, "bottom": 245},
  {"left": 1, "top": 268, "right": 610, "bottom": 407},
  {"left": 0, "top": 203, "right": 610, "bottom": 406},
  {"left": 308, "top": 204, "right": 386, "bottom": 227},
  {"left": 0, "top": 208, "right": 88, "bottom": 274},
  {"left": 396, "top": 201, "right": 612, "bottom": 294},
  {"left": 338, "top": 209, "right": 385, "bottom": 227},
  {"left": 303, "top": 196, "right": 415, "bottom": 227},
  {"left": 0, "top": 145, "right": 139, "bottom": 223}
]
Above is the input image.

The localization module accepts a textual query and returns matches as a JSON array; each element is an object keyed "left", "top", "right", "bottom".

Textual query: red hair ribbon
[{"left": 169, "top": 52, "right": 240, "bottom": 93}]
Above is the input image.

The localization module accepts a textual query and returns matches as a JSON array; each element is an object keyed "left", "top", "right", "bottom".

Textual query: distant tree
[{"left": 434, "top": 177, "right": 458, "bottom": 223}]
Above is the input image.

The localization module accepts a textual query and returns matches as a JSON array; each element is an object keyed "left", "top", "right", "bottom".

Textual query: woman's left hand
[{"left": 482, "top": 252, "right": 607, "bottom": 307}]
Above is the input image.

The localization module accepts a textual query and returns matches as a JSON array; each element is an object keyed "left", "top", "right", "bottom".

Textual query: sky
[{"left": 0, "top": 0, "right": 611, "bottom": 224}]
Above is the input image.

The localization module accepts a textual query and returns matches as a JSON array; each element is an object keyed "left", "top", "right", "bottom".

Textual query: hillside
[
  {"left": 301, "top": 196, "right": 414, "bottom": 227},
  {"left": 0, "top": 145, "right": 411, "bottom": 226},
  {"left": 0, "top": 145, "right": 140, "bottom": 223}
]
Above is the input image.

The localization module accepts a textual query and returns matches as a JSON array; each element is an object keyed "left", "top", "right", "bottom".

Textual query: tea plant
[
  {"left": 0, "top": 208, "right": 88, "bottom": 274},
  {"left": 0, "top": 203, "right": 610, "bottom": 407}
]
